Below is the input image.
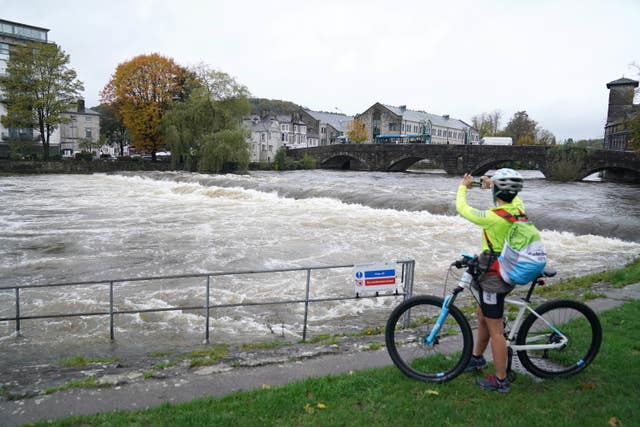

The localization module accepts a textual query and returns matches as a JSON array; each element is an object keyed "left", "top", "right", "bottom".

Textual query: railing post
[
  {"left": 406, "top": 260, "right": 415, "bottom": 300},
  {"left": 302, "top": 268, "right": 311, "bottom": 342},
  {"left": 402, "top": 261, "right": 415, "bottom": 329},
  {"left": 15, "top": 287, "right": 21, "bottom": 337},
  {"left": 109, "top": 282, "right": 114, "bottom": 341},
  {"left": 205, "top": 275, "right": 210, "bottom": 344}
]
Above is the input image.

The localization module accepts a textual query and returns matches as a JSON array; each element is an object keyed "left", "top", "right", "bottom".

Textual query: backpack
[{"left": 485, "top": 209, "right": 547, "bottom": 286}]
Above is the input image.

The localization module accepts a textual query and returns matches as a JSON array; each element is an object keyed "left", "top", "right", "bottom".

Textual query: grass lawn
[{"left": 31, "top": 299, "right": 640, "bottom": 427}]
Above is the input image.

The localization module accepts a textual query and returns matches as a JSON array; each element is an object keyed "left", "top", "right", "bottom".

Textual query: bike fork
[{"left": 424, "top": 288, "right": 462, "bottom": 345}]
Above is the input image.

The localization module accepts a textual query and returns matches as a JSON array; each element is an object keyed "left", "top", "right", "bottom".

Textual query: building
[
  {"left": 277, "top": 113, "right": 308, "bottom": 149},
  {"left": 356, "top": 103, "right": 479, "bottom": 145},
  {"left": 299, "top": 109, "right": 353, "bottom": 146},
  {"left": 0, "top": 19, "right": 60, "bottom": 156},
  {"left": 59, "top": 99, "right": 101, "bottom": 158},
  {"left": 243, "top": 114, "right": 285, "bottom": 163},
  {"left": 604, "top": 77, "right": 639, "bottom": 151}
]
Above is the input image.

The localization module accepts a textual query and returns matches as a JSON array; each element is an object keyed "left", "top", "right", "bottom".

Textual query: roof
[
  {"left": 607, "top": 77, "right": 639, "bottom": 88},
  {"left": 0, "top": 19, "right": 49, "bottom": 32},
  {"left": 276, "top": 114, "right": 305, "bottom": 125},
  {"left": 303, "top": 110, "right": 353, "bottom": 132},
  {"left": 381, "top": 104, "right": 473, "bottom": 131}
]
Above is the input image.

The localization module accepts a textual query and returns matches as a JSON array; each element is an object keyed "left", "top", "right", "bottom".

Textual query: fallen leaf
[
  {"left": 261, "top": 384, "right": 271, "bottom": 389},
  {"left": 580, "top": 383, "right": 597, "bottom": 390},
  {"left": 304, "top": 403, "right": 314, "bottom": 414},
  {"left": 317, "top": 402, "right": 327, "bottom": 409},
  {"left": 306, "top": 392, "right": 313, "bottom": 399},
  {"left": 608, "top": 417, "right": 620, "bottom": 427},
  {"left": 426, "top": 389, "right": 439, "bottom": 396}
]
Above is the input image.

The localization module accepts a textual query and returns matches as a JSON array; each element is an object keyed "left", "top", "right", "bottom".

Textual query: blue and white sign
[{"left": 353, "top": 260, "right": 398, "bottom": 293}]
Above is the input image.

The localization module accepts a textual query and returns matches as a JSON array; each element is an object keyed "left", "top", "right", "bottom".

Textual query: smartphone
[{"left": 470, "top": 179, "right": 483, "bottom": 188}]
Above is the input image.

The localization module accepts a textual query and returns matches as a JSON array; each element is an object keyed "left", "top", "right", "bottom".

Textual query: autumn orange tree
[
  {"left": 100, "top": 53, "right": 185, "bottom": 159},
  {"left": 346, "top": 118, "right": 367, "bottom": 143}
]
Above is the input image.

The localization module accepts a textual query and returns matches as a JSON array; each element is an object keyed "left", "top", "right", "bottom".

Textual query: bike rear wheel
[
  {"left": 516, "top": 299, "right": 602, "bottom": 378},
  {"left": 385, "top": 295, "right": 473, "bottom": 382}
]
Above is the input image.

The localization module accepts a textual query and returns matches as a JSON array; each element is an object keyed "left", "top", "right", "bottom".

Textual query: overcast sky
[{"left": 3, "top": 0, "right": 639, "bottom": 141}]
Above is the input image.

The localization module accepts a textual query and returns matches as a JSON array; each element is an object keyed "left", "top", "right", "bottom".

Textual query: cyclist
[{"left": 455, "top": 168, "right": 525, "bottom": 394}]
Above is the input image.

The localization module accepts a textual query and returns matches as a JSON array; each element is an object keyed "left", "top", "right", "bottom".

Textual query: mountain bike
[{"left": 385, "top": 254, "right": 602, "bottom": 383}]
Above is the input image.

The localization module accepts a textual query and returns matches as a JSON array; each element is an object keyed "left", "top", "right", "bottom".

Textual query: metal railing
[{"left": 0, "top": 260, "right": 415, "bottom": 343}]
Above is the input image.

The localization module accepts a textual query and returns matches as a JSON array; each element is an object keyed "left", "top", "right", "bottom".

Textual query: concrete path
[{"left": 1, "top": 283, "right": 638, "bottom": 427}]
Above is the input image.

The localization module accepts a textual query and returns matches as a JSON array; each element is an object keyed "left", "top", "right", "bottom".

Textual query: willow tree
[
  {"left": 162, "top": 64, "right": 251, "bottom": 171},
  {"left": 0, "top": 41, "right": 83, "bottom": 159},
  {"left": 100, "top": 53, "right": 185, "bottom": 160},
  {"left": 198, "top": 129, "right": 250, "bottom": 173}
]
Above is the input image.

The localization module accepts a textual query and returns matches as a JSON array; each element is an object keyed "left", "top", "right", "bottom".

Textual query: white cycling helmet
[{"left": 491, "top": 168, "right": 523, "bottom": 201}]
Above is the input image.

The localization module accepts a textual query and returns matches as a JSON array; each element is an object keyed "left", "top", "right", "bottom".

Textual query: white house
[{"left": 243, "top": 115, "right": 284, "bottom": 163}]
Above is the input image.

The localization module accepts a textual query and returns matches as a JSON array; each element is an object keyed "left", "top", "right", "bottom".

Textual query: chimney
[
  {"left": 399, "top": 105, "right": 407, "bottom": 113},
  {"left": 77, "top": 99, "right": 85, "bottom": 112},
  {"left": 443, "top": 114, "right": 450, "bottom": 120}
]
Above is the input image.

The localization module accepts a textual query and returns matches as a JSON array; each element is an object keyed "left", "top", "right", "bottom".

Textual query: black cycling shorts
[{"left": 478, "top": 288, "right": 508, "bottom": 319}]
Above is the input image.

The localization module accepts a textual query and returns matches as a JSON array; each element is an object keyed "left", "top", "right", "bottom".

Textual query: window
[
  {"left": 389, "top": 123, "right": 397, "bottom": 131},
  {"left": 70, "top": 115, "right": 77, "bottom": 122},
  {"left": 261, "top": 133, "right": 266, "bottom": 142},
  {"left": 85, "top": 116, "right": 92, "bottom": 122},
  {"left": 85, "top": 128, "right": 92, "bottom": 139},
  {"left": 0, "top": 23, "right": 13, "bottom": 35}
]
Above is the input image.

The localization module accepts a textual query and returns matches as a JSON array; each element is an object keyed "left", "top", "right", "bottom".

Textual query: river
[{"left": 1, "top": 170, "right": 639, "bottom": 356}]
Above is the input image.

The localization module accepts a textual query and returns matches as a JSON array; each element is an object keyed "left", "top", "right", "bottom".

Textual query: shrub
[{"left": 546, "top": 145, "right": 588, "bottom": 181}]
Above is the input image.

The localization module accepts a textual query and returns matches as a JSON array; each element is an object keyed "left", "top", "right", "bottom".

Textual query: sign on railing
[{"left": 353, "top": 260, "right": 398, "bottom": 296}]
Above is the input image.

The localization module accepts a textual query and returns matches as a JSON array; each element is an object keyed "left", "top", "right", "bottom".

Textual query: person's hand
[
  {"left": 461, "top": 173, "right": 474, "bottom": 189},
  {"left": 480, "top": 175, "right": 492, "bottom": 190}
]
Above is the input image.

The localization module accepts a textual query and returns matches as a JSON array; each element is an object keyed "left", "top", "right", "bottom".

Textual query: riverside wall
[{"left": 0, "top": 160, "right": 173, "bottom": 175}]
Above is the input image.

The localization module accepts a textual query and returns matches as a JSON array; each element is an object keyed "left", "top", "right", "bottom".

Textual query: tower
[{"left": 604, "top": 77, "right": 639, "bottom": 150}]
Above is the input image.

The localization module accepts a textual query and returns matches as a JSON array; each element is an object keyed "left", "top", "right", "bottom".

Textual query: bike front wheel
[
  {"left": 385, "top": 295, "right": 473, "bottom": 382},
  {"left": 516, "top": 299, "right": 602, "bottom": 378}
]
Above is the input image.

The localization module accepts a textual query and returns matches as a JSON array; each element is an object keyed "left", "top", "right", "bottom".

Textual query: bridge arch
[
  {"left": 471, "top": 157, "right": 547, "bottom": 177},
  {"left": 577, "top": 165, "right": 640, "bottom": 181},
  {"left": 321, "top": 154, "right": 370, "bottom": 170},
  {"left": 387, "top": 155, "right": 443, "bottom": 172}
]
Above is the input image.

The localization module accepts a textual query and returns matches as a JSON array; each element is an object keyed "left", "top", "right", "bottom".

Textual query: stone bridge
[{"left": 288, "top": 144, "right": 640, "bottom": 181}]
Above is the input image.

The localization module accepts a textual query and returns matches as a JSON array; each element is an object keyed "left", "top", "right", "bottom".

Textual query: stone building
[
  {"left": 59, "top": 99, "right": 101, "bottom": 158},
  {"left": 604, "top": 77, "right": 639, "bottom": 151},
  {"left": 277, "top": 113, "right": 308, "bottom": 149},
  {"left": 299, "top": 109, "right": 353, "bottom": 146},
  {"left": 243, "top": 114, "right": 283, "bottom": 163},
  {"left": 356, "top": 103, "right": 479, "bottom": 145}
]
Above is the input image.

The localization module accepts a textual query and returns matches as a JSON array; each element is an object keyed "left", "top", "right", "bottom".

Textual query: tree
[
  {"left": 77, "top": 137, "right": 100, "bottom": 154},
  {"left": 198, "top": 129, "right": 249, "bottom": 173},
  {"left": 0, "top": 41, "right": 83, "bottom": 160},
  {"left": 503, "top": 111, "right": 537, "bottom": 145},
  {"left": 162, "top": 65, "right": 251, "bottom": 170},
  {"left": 100, "top": 53, "right": 185, "bottom": 160},
  {"left": 91, "top": 103, "right": 130, "bottom": 157},
  {"left": 471, "top": 111, "right": 502, "bottom": 138},
  {"left": 535, "top": 127, "right": 556, "bottom": 145},
  {"left": 346, "top": 118, "right": 367, "bottom": 143}
]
